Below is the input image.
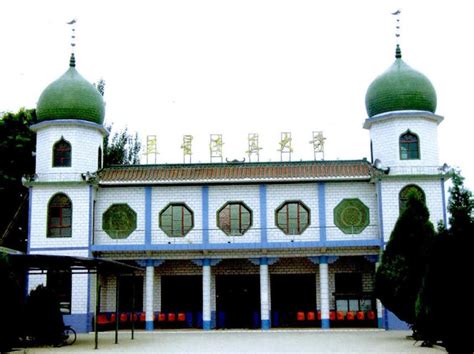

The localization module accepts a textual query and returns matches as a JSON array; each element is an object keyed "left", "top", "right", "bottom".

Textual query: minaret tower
[{"left": 26, "top": 20, "right": 106, "bottom": 333}]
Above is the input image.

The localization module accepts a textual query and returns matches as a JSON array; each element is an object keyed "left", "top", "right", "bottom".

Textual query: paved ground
[{"left": 22, "top": 329, "right": 445, "bottom": 353}]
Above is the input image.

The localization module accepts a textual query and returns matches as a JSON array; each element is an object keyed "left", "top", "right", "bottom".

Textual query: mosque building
[{"left": 25, "top": 42, "right": 448, "bottom": 333}]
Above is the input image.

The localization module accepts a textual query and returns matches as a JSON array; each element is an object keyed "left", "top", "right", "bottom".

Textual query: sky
[{"left": 0, "top": 0, "right": 473, "bottom": 189}]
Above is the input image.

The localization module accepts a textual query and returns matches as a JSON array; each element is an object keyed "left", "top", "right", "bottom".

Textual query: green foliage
[
  {"left": 103, "top": 124, "right": 141, "bottom": 166},
  {"left": 333, "top": 198, "right": 370, "bottom": 234},
  {"left": 0, "top": 253, "right": 24, "bottom": 351},
  {"left": 25, "top": 284, "right": 65, "bottom": 345},
  {"left": 0, "top": 108, "right": 37, "bottom": 251},
  {"left": 375, "top": 191, "right": 435, "bottom": 324},
  {"left": 414, "top": 171, "right": 474, "bottom": 352}
]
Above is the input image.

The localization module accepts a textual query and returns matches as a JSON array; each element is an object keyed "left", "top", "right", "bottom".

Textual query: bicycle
[{"left": 60, "top": 325, "right": 77, "bottom": 346}]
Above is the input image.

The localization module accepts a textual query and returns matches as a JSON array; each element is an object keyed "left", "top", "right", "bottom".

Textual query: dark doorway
[
  {"left": 118, "top": 276, "right": 143, "bottom": 312},
  {"left": 216, "top": 275, "right": 259, "bottom": 328},
  {"left": 271, "top": 274, "right": 316, "bottom": 327},
  {"left": 161, "top": 275, "right": 202, "bottom": 313}
]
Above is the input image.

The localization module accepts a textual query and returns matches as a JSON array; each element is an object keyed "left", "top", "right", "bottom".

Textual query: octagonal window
[
  {"left": 334, "top": 198, "right": 369, "bottom": 234},
  {"left": 159, "top": 203, "right": 194, "bottom": 237},
  {"left": 276, "top": 201, "right": 310, "bottom": 235},
  {"left": 102, "top": 204, "right": 137, "bottom": 239},
  {"left": 217, "top": 202, "right": 252, "bottom": 236}
]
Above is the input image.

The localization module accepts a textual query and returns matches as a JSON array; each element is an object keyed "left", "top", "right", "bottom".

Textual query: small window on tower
[
  {"left": 399, "top": 131, "right": 420, "bottom": 160},
  {"left": 53, "top": 138, "right": 71, "bottom": 167}
]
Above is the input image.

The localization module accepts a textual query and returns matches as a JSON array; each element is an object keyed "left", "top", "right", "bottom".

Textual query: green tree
[
  {"left": 103, "top": 125, "right": 141, "bottom": 166},
  {"left": 0, "top": 109, "right": 37, "bottom": 251},
  {"left": 375, "top": 191, "right": 435, "bottom": 325},
  {"left": 415, "top": 172, "right": 474, "bottom": 352}
]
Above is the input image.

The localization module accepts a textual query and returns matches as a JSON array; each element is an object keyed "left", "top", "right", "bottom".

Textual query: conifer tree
[{"left": 375, "top": 191, "right": 435, "bottom": 324}]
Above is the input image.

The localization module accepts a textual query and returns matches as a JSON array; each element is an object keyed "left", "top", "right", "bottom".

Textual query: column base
[
  {"left": 261, "top": 319, "right": 270, "bottom": 330},
  {"left": 321, "top": 319, "right": 330, "bottom": 329},
  {"left": 145, "top": 321, "right": 154, "bottom": 331},
  {"left": 377, "top": 318, "right": 383, "bottom": 329},
  {"left": 203, "top": 320, "right": 212, "bottom": 330}
]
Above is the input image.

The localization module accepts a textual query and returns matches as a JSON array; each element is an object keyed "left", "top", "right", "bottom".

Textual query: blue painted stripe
[
  {"left": 318, "top": 183, "right": 326, "bottom": 244},
  {"left": 321, "top": 318, "right": 330, "bottom": 329},
  {"left": 145, "top": 186, "right": 152, "bottom": 246},
  {"left": 376, "top": 180, "right": 385, "bottom": 246},
  {"left": 203, "top": 320, "right": 211, "bottom": 330},
  {"left": 87, "top": 186, "right": 92, "bottom": 326},
  {"left": 88, "top": 185, "right": 93, "bottom": 256},
  {"left": 30, "top": 246, "right": 90, "bottom": 252},
  {"left": 145, "top": 321, "right": 154, "bottom": 331},
  {"left": 63, "top": 313, "right": 91, "bottom": 333},
  {"left": 27, "top": 187, "right": 33, "bottom": 255},
  {"left": 259, "top": 184, "right": 267, "bottom": 243},
  {"left": 202, "top": 186, "right": 209, "bottom": 245},
  {"left": 441, "top": 178, "right": 447, "bottom": 226},
  {"left": 90, "top": 239, "right": 381, "bottom": 252},
  {"left": 319, "top": 255, "right": 328, "bottom": 264},
  {"left": 260, "top": 257, "right": 268, "bottom": 266},
  {"left": 378, "top": 317, "right": 383, "bottom": 329},
  {"left": 261, "top": 319, "right": 270, "bottom": 330},
  {"left": 203, "top": 258, "right": 211, "bottom": 266}
]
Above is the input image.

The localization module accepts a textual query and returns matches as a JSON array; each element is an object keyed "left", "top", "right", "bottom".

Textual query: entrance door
[
  {"left": 118, "top": 276, "right": 143, "bottom": 312},
  {"left": 161, "top": 275, "right": 202, "bottom": 313},
  {"left": 216, "top": 275, "right": 259, "bottom": 328},
  {"left": 271, "top": 274, "right": 316, "bottom": 327}
]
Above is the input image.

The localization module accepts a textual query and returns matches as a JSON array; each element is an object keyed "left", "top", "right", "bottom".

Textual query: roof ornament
[
  {"left": 67, "top": 19, "right": 77, "bottom": 67},
  {"left": 391, "top": 9, "right": 402, "bottom": 59}
]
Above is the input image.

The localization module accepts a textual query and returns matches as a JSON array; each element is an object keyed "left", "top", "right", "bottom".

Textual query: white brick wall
[
  {"left": 94, "top": 187, "right": 145, "bottom": 245},
  {"left": 325, "top": 182, "right": 379, "bottom": 241},
  {"left": 267, "top": 184, "right": 319, "bottom": 242},
  {"left": 29, "top": 185, "right": 91, "bottom": 249},
  {"left": 152, "top": 186, "right": 203, "bottom": 245},
  {"left": 34, "top": 122, "right": 104, "bottom": 182},
  {"left": 369, "top": 113, "right": 440, "bottom": 170}
]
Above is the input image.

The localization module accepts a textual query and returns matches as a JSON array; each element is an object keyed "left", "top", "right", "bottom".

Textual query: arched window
[
  {"left": 53, "top": 138, "right": 71, "bottom": 167},
  {"left": 399, "top": 184, "right": 425, "bottom": 214},
  {"left": 48, "top": 193, "right": 72, "bottom": 237},
  {"left": 399, "top": 131, "right": 420, "bottom": 160},
  {"left": 98, "top": 146, "right": 103, "bottom": 170}
]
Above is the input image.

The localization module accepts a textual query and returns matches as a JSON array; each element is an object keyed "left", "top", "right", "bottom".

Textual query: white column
[
  {"left": 145, "top": 265, "right": 154, "bottom": 330},
  {"left": 319, "top": 261, "right": 330, "bottom": 329},
  {"left": 202, "top": 261, "right": 211, "bottom": 330},
  {"left": 260, "top": 260, "right": 270, "bottom": 329},
  {"left": 376, "top": 299, "right": 383, "bottom": 328}
]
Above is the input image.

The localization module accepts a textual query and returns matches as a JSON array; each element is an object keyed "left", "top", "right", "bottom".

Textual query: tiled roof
[{"left": 98, "top": 160, "right": 379, "bottom": 185}]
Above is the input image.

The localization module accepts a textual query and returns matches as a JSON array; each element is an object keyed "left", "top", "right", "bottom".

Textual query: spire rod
[
  {"left": 67, "top": 19, "right": 77, "bottom": 67},
  {"left": 391, "top": 9, "right": 401, "bottom": 58}
]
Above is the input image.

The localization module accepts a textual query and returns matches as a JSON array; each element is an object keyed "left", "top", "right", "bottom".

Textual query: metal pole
[
  {"left": 95, "top": 275, "right": 100, "bottom": 350},
  {"left": 115, "top": 275, "right": 119, "bottom": 344},
  {"left": 131, "top": 274, "right": 135, "bottom": 340}
]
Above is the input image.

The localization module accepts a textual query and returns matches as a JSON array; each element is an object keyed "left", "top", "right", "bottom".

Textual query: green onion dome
[
  {"left": 365, "top": 45, "right": 437, "bottom": 117},
  {"left": 36, "top": 54, "right": 105, "bottom": 124}
]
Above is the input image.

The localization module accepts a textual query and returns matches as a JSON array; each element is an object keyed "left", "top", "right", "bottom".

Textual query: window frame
[
  {"left": 275, "top": 200, "right": 311, "bottom": 235},
  {"left": 52, "top": 137, "right": 72, "bottom": 167},
  {"left": 159, "top": 202, "right": 194, "bottom": 237},
  {"left": 399, "top": 130, "right": 420, "bottom": 160},
  {"left": 47, "top": 193, "right": 72, "bottom": 238},
  {"left": 217, "top": 201, "right": 253, "bottom": 236}
]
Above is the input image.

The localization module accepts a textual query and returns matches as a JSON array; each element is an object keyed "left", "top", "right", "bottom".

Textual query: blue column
[
  {"left": 376, "top": 180, "right": 385, "bottom": 246},
  {"left": 441, "top": 177, "right": 447, "bottom": 226},
  {"left": 202, "top": 186, "right": 209, "bottom": 245},
  {"left": 318, "top": 183, "right": 326, "bottom": 244},
  {"left": 259, "top": 184, "right": 268, "bottom": 244},
  {"left": 145, "top": 186, "right": 152, "bottom": 246}
]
